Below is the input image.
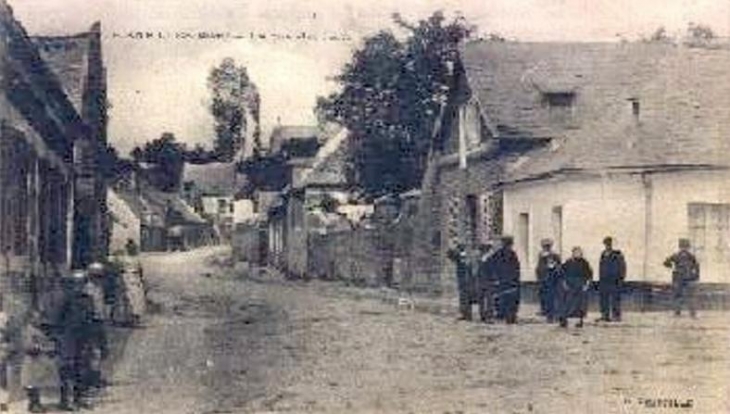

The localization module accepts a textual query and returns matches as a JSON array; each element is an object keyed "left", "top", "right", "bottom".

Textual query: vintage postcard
[{"left": 0, "top": 0, "right": 728, "bottom": 413}]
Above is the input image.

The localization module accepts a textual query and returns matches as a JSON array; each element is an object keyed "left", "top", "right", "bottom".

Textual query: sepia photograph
[{"left": 0, "top": 0, "right": 729, "bottom": 412}]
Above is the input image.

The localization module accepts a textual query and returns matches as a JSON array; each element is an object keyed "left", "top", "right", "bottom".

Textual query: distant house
[
  {"left": 273, "top": 128, "right": 362, "bottom": 277},
  {"left": 182, "top": 162, "right": 243, "bottom": 241},
  {"left": 427, "top": 40, "right": 730, "bottom": 290},
  {"left": 107, "top": 188, "right": 141, "bottom": 254},
  {"left": 112, "top": 180, "right": 214, "bottom": 252},
  {"left": 268, "top": 125, "right": 320, "bottom": 155}
]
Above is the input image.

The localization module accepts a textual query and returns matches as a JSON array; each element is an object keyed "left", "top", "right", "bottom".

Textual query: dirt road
[{"left": 87, "top": 247, "right": 729, "bottom": 414}]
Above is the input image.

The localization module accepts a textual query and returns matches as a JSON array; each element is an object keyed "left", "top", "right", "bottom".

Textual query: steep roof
[
  {"left": 143, "top": 188, "right": 207, "bottom": 226},
  {"left": 269, "top": 125, "right": 319, "bottom": 154},
  {"left": 460, "top": 41, "right": 730, "bottom": 181},
  {"left": 298, "top": 127, "right": 349, "bottom": 189},
  {"left": 113, "top": 185, "right": 207, "bottom": 226},
  {"left": 32, "top": 30, "right": 96, "bottom": 114},
  {"left": 182, "top": 162, "right": 240, "bottom": 196}
]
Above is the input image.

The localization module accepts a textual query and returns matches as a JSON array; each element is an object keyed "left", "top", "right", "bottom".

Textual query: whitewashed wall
[{"left": 503, "top": 170, "right": 730, "bottom": 283}]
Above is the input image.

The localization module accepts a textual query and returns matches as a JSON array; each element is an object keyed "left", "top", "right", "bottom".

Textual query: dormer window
[
  {"left": 543, "top": 91, "right": 576, "bottom": 124},
  {"left": 544, "top": 92, "right": 575, "bottom": 108}
]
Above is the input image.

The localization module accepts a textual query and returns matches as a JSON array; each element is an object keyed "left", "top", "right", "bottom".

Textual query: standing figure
[
  {"left": 475, "top": 242, "right": 498, "bottom": 323},
  {"left": 663, "top": 238, "right": 700, "bottom": 318},
  {"left": 54, "top": 271, "right": 101, "bottom": 411},
  {"left": 0, "top": 299, "right": 9, "bottom": 412},
  {"left": 598, "top": 237, "right": 626, "bottom": 322},
  {"left": 447, "top": 243, "right": 474, "bottom": 321},
  {"left": 21, "top": 310, "right": 56, "bottom": 413},
  {"left": 535, "top": 239, "right": 562, "bottom": 322},
  {"left": 492, "top": 236, "right": 521, "bottom": 324},
  {"left": 558, "top": 247, "right": 593, "bottom": 328}
]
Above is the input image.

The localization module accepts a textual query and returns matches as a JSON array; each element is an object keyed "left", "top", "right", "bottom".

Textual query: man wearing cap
[
  {"left": 492, "top": 236, "right": 521, "bottom": 324},
  {"left": 447, "top": 243, "right": 474, "bottom": 321},
  {"left": 535, "top": 238, "right": 562, "bottom": 322},
  {"left": 664, "top": 238, "right": 700, "bottom": 318},
  {"left": 598, "top": 237, "right": 627, "bottom": 322}
]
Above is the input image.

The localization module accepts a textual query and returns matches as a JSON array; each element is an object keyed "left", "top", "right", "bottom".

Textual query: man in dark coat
[
  {"left": 447, "top": 243, "right": 474, "bottom": 321},
  {"left": 53, "top": 271, "right": 105, "bottom": 411},
  {"left": 475, "top": 242, "right": 498, "bottom": 323},
  {"left": 535, "top": 238, "right": 562, "bottom": 322},
  {"left": 492, "top": 236, "right": 521, "bottom": 324},
  {"left": 558, "top": 247, "right": 593, "bottom": 328},
  {"left": 664, "top": 238, "right": 700, "bottom": 318},
  {"left": 598, "top": 237, "right": 626, "bottom": 322}
]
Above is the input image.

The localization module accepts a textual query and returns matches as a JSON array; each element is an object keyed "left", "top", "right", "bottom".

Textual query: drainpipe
[{"left": 642, "top": 173, "right": 653, "bottom": 291}]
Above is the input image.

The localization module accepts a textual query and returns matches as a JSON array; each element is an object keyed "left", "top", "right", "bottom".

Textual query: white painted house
[{"left": 437, "top": 40, "right": 730, "bottom": 285}]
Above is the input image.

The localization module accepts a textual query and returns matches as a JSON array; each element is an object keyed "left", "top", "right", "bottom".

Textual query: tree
[
  {"left": 687, "top": 22, "right": 716, "bottom": 41},
  {"left": 317, "top": 11, "right": 473, "bottom": 197},
  {"left": 184, "top": 143, "right": 217, "bottom": 164},
  {"left": 208, "top": 58, "right": 261, "bottom": 161},
  {"left": 131, "top": 132, "right": 186, "bottom": 192},
  {"left": 646, "top": 26, "right": 672, "bottom": 43},
  {"left": 98, "top": 144, "right": 134, "bottom": 184}
]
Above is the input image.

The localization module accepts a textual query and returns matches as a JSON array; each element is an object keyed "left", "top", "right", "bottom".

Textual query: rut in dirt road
[
  {"left": 92, "top": 248, "right": 293, "bottom": 414},
  {"left": 91, "top": 248, "right": 729, "bottom": 414}
]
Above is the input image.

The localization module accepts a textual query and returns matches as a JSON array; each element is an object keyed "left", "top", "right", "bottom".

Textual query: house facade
[
  {"left": 1, "top": 1, "right": 108, "bottom": 395},
  {"left": 432, "top": 40, "right": 730, "bottom": 290},
  {"left": 33, "top": 22, "right": 109, "bottom": 269},
  {"left": 182, "top": 162, "right": 241, "bottom": 241}
]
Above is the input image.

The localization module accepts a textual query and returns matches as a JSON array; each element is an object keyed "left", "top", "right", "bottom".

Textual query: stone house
[
  {"left": 1, "top": 1, "right": 107, "bottom": 395},
  {"left": 427, "top": 40, "right": 730, "bottom": 294},
  {"left": 182, "top": 162, "right": 243, "bottom": 241},
  {"left": 32, "top": 21, "right": 109, "bottom": 269},
  {"left": 283, "top": 128, "right": 352, "bottom": 278}
]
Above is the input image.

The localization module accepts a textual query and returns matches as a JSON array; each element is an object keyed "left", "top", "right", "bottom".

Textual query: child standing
[{"left": 21, "top": 311, "right": 55, "bottom": 413}]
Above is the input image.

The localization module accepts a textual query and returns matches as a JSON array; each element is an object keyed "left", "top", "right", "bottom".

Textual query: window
[
  {"left": 0, "top": 126, "right": 31, "bottom": 256},
  {"left": 543, "top": 92, "right": 576, "bottom": 124},
  {"left": 688, "top": 203, "right": 730, "bottom": 282},
  {"left": 545, "top": 92, "right": 575, "bottom": 107},
  {"left": 628, "top": 98, "right": 641, "bottom": 121}
]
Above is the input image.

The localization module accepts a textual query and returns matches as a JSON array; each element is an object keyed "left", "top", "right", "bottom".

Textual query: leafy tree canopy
[
  {"left": 130, "top": 132, "right": 186, "bottom": 192},
  {"left": 317, "top": 11, "right": 473, "bottom": 198},
  {"left": 208, "top": 58, "right": 261, "bottom": 162}
]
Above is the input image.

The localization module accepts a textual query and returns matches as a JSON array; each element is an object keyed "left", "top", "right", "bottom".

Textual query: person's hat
[
  {"left": 603, "top": 236, "right": 613, "bottom": 245},
  {"left": 679, "top": 238, "right": 691, "bottom": 248},
  {"left": 540, "top": 238, "right": 553, "bottom": 247},
  {"left": 87, "top": 262, "right": 105, "bottom": 276},
  {"left": 67, "top": 269, "right": 87, "bottom": 282}
]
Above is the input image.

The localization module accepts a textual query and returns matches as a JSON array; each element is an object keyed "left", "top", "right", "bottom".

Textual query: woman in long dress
[{"left": 558, "top": 247, "right": 593, "bottom": 328}]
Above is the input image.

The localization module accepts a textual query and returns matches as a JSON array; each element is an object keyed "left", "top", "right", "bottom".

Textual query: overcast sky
[{"left": 8, "top": 0, "right": 730, "bottom": 155}]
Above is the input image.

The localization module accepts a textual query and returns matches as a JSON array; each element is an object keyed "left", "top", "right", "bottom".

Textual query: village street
[{"left": 78, "top": 247, "right": 730, "bottom": 414}]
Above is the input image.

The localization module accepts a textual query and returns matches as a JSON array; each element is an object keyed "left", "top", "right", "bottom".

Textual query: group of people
[
  {"left": 449, "top": 235, "right": 702, "bottom": 328},
  {"left": 448, "top": 236, "right": 521, "bottom": 324},
  {"left": 0, "top": 240, "right": 147, "bottom": 413}
]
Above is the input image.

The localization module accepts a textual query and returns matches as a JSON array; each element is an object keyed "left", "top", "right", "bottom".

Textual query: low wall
[{"left": 308, "top": 229, "right": 388, "bottom": 286}]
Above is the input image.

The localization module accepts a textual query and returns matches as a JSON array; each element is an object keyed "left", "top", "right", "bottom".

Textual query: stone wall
[{"left": 308, "top": 228, "right": 385, "bottom": 286}]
